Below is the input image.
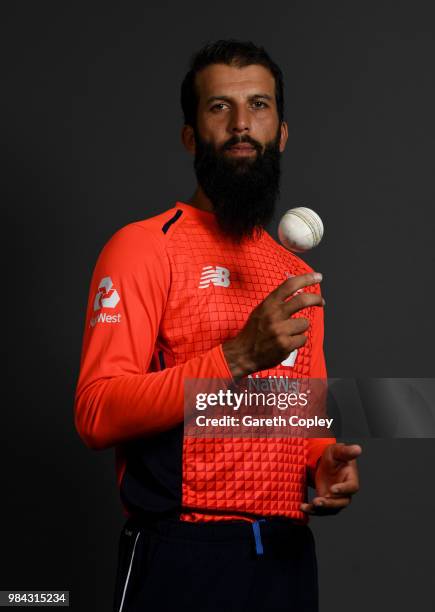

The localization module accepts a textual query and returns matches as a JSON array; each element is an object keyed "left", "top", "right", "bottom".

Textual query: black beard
[{"left": 193, "top": 129, "right": 281, "bottom": 243}]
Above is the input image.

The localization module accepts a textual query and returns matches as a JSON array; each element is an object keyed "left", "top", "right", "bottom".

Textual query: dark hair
[{"left": 181, "top": 39, "right": 285, "bottom": 127}]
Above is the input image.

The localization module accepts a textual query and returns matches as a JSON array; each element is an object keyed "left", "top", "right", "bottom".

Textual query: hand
[
  {"left": 300, "top": 443, "right": 362, "bottom": 515},
  {"left": 222, "top": 272, "right": 324, "bottom": 378}
]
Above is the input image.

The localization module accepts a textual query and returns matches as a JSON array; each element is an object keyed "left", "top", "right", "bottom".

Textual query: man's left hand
[{"left": 300, "top": 443, "right": 362, "bottom": 515}]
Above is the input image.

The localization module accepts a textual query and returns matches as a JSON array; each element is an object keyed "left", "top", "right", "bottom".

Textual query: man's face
[
  {"left": 184, "top": 63, "right": 288, "bottom": 242},
  {"left": 194, "top": 63, "right": 286, "bottom": 158}
]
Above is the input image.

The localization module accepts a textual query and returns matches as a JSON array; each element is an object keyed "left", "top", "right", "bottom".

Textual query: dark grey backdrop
[{"left": 2, "top": 2, "right": 435, "bottom": 611}]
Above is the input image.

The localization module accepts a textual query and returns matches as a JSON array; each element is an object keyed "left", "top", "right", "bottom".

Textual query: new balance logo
[
  {"left": 93, "top": 277, "right": 120, "bottom": 311},
  {"left": 199, "top": 266, "right": 231, "bottom": 289}
]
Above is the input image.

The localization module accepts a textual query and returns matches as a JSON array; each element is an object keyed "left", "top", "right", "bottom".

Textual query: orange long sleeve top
[{"left": 74, "top": 202, "right": 335, "bottom": 523}]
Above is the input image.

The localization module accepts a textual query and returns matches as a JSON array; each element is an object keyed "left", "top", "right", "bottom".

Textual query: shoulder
[
  {"left": 133, "top": 205, "right": 185, "bottom": 238},
  {"left": 99, "top": 204, "right": 184, "bottom": 260}
]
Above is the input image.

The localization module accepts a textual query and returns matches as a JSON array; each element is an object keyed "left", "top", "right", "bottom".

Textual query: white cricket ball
[{"left": 278, "top": 207, "right": 324, "bottom": 252}]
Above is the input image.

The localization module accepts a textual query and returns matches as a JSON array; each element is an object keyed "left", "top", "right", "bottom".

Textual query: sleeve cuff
[
  {"left": 306, "top": 438, "right": 336, "bottom": 481},
  {"left": 209, "top": 344, "right": 234, "bottom": 379}
]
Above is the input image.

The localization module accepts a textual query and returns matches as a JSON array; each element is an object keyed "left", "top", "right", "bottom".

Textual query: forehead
[{"left": 195, "top": 63, "right": 276, "bottom": 102}]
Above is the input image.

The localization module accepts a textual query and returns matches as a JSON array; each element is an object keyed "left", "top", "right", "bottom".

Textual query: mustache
[{"left": 221, "top": 135, "right": 263, "bottom": 153}]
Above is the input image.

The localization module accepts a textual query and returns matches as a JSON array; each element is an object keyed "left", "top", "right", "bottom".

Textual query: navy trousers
[{"left": 113, "top": 516, "right": 318, "bottom": 612}]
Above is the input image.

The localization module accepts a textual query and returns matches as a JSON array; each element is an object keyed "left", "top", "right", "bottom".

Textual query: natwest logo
[
  {"left": 93, "top": 277, "right": 120, "bottom": 311},
  {"left": 90, "top": 276, "right": 121, "bottom": 328},
  {"left": 90, "top": 312, "right": 121, "bottom": 328}
]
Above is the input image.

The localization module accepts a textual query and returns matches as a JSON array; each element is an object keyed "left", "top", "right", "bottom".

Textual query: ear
[
  {"left": 279, "top": 121, "right": 289, "bottom": 153},
  {"left": 181, "top": 124, "right": 196, "bottom": 154}
]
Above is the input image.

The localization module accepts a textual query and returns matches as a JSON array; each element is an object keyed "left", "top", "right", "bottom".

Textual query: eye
[
  {"left": 210, "top": 103, "right": 228, "bottom": 112},
  {"left": 252, "top": 100, "right": 268, "bottom": 109}
]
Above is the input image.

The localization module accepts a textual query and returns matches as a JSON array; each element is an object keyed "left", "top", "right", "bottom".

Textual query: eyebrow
[{"left": 206, "top": 93, "right": 273, "bottom": 104}]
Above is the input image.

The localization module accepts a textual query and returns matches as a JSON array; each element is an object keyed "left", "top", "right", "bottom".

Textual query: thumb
[{"left": 331, "top": 444, "right": 362, "bottom": 464}]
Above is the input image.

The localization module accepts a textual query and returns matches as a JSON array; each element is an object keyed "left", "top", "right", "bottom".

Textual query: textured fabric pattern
[
  {"left": 75, "top": 201, "right": 335, "bottom": 525},
  {"left": 162, "top": 204, "right": 330, "bottom": 524}
]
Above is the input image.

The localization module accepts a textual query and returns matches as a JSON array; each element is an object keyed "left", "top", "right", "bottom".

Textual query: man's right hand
[{"left": 222, "top": 272, "right": 324, "bottom": 378}]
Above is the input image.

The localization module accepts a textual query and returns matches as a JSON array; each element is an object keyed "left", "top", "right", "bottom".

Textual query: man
[{"left": 75, "top": 39, "right": 361, "bottom": 612}]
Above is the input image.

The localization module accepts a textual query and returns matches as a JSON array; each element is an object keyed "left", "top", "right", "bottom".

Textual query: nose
[{"left": 228, "top": 105, "right": 251, "bottom": 135}]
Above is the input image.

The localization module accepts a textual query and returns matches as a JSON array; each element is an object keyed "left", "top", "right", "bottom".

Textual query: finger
[
  {"left": 312, "top": 497, "right": 352, "bottom": 513},
  {"left": 329, "top": 481, "right": 359, "bottom": 496},
  {"left": 271, "top": 273, "right": 323, "bottom": 303},
  {"left": 284, "top": 317, "right": 310, "bottom": 335},
  {"left": 300, "top": 499, "right": 350, "bottom": 515},
  {"left": 282, "top": 292, "right": 325, "bottom": 318},
  {"left": 331, "top": 444, "right": 362, "bottom": 463},
  {"left": 300, "top": 504, "right": 345, "bottom": 516},
  {"left": 286, "top": 333, "right": 308, "bottom": 350},
  {"left": 269, "top": 320, "right": 310, "bottom": 352}
]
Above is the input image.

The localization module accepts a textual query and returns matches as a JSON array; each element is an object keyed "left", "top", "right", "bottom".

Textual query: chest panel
[
  {"left": 161, "top": 216, "right": 316, "bottom": 522},
  {"left": 161, "top": 218, "right": 314, "bottom": 378}
]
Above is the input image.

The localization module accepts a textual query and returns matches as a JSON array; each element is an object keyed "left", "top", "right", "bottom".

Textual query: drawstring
[{"left": 251, "top": 519, "right": 266, "bottom": 556}]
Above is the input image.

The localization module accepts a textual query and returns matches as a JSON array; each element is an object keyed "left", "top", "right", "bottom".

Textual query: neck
[{"left": 188, "top": 186, "right": 214, "bottom": 212}]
